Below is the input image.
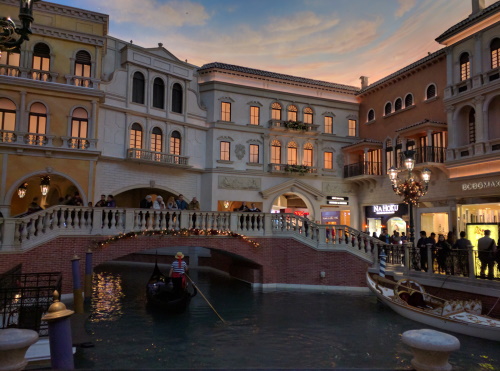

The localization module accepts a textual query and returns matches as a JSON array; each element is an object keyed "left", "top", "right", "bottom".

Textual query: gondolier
[{"left": 170, "top": 252, "right": 189, "bottom": 294}]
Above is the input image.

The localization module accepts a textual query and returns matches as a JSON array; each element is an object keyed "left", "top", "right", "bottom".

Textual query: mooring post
[
  {"left": 71, "top": 255, "right": 84, "bottom": 314},
  {"left": 84, "top": 249, "right": 93, "bottom": 303},
  {"left": 42, "top": 291, "right": 75, "bottom": 370}
]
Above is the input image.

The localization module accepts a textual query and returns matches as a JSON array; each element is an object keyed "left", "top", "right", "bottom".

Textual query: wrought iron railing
[
  {"left": 343, "top": 161, "right": 383, "bottom": 178},
  {"left": 127, "top": 149, "right": 189, "bottom": 166}
]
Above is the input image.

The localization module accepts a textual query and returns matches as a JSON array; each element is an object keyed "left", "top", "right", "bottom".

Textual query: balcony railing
[
  {"left": 29, "top": 69, "right": 58, "bottom": 82},
  {"left": 127, "top": 148, "right": 189, "bottom": 166},
  {"left": 268, "top": 120, "right": 319, "bottom": 132},
  {"left": 268, "top": 163, "right": 317, "bottom": 175},
  {"left": 343, "top": 161, "right": 383, "bottom": 178},
  {"left": 0, "top": 130, "right": 97, "bottom": 151},
  {"left": 397, "top": 146, "right": 446, "bottom": 167},
  {"left": 65, "top": 74, "right": 99, "bottom": 89},
  {"left": 0, "top": 64, "right": 21, "bottom": 77}
]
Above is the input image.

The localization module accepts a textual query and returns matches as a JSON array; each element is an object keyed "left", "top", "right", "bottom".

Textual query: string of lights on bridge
[{"left": 93, "top": 228, "right": 261, "bottom": 250}]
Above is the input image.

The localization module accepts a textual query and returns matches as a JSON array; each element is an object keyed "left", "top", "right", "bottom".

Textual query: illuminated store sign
[
  {"left": 327, "top": 196, "right": 349, "bottom": 205},
  {"left": 462, "top": 180, "right": 500, "bottom": 191},
  {"left": 373, "top": 204, "right": 399, "bottom": 215}
]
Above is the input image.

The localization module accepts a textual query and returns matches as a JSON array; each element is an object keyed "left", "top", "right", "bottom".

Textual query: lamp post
[
  {"left": 388, "top": 150, "right": 431, "bottom": 246},
  {"left": 0, "top": 0, "right": 40, "bottom": 52}
]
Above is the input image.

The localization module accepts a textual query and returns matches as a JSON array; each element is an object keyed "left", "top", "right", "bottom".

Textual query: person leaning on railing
[{"left": 477, "top": 229, "right": 497, "bottom": 280}]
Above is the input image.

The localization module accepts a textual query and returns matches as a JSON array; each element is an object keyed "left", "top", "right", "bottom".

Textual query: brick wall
[{"left": 0, "top": 235, "right": 370, "bottom": 293}]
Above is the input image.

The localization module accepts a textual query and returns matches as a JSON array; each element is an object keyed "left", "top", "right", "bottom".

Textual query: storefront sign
[
  {"left": 326, "top": 196, "right": 349, "bottom": 205},
  {"left": 462, "top": 180, "right": 500, "bottom": 191},
  {"left": 373, "top": 204, "right": 399, "bottom": 215}
]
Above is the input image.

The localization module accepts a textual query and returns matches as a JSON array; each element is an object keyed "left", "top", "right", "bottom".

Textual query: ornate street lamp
[
  {"left": 40, "top": 175, "right": 50, "bottom": 196},
  {"left": 388, "top": 150, "right": 431, "bottom": 245},
  {"left": 0, "top": 0, "right": 40, "bottom": 52},
  {"left": 17, "top": 182, "right": 27, "bottom": 198}
]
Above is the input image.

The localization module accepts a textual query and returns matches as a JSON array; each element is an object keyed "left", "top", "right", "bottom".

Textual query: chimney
[
  {"left": 360, "top": 76, "right": 369, "bottom": 89},
  {"left": 471, "top": 0, "right": 485, "bottom": 15}
]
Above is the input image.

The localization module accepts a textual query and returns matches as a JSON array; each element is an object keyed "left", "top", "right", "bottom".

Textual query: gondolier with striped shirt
[{"left": 169, "top": 252, "right": 189, "bottom": 294}]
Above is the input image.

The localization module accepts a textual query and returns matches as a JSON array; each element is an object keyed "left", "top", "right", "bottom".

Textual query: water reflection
[
  {"left": 90, "top": 272, "right": 124, "bottom": 322},
  {"left": 75, "top": 263, "right": 500, "bottom": 370}
]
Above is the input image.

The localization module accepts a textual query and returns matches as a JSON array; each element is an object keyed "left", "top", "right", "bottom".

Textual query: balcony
[
  {"left": 268, "top": 163, "right": 317, "bottom": 175},
  {"left": 29, "top": 69, "right": 58, "bottom": 82},
  {"left": 127, "top": 149, "right": 190, "bottom": 167},
  {"left": 343, "top": 161, "right": 383, "bottom": 178},
  {"left": 268, "top": 120, "right": 319, "bottom": 132},
  {"left": 397, "top": 146, "right": 446, "bottom": 167},
  {"left": 0, "top": 130, "right": 98, "bottom": 152}
]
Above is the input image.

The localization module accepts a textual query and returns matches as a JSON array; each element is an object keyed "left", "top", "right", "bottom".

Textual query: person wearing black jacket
[{"left": 417, "top": 231, "right": 430, "bottom": 272}]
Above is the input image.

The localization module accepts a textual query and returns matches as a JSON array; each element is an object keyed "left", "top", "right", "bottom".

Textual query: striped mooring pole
[{"left": 379, "top": 249, "right": 387, "bottom": 277}]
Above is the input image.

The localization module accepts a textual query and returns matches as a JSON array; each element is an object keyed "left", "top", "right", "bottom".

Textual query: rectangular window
[
  {"left": 369, "top": 149, "right": 381, "bottom": 175},
  {"left": 348, "top": 119, "right": 357, "bottom": 136},
  {"left": 324, "top": 152, "right": 333, "bottom": 169},
  {"left": 130, "top": 130, "right": 142, "bottom": 149},
  {"left": 324, "top": 116, "right": 333, "bottom": 134},
  {"left": 151, "top": 133, "right": 162, "bottom": 153},
  {"left": 249, "top": 144, "right": 259, "bottom": 163},
  {"left": 385, "top": 148, "right": 394, "bottom": 172},
  {"left": 0, "top": 51, "right": 20, "bottom": 66},
  {"left": 272, "top": 107, "right": 281, "bottom": 121},
  {"left": 220, "top": 141, "right": 230, "bottom": 161},
  {"left": 221, "top": 102, "right": 231, "bottom": 122},
  {"left": 75, "top": 63, "right": 91, "bottom": 78},
  {"left": 250, "top": 106, "right": 260, "bottom": 125},
  {"left": 287, "top": 110, "right": 297, "bottom": 121},
  {"left": 304, "top": 112, "right": 313, "bottom": 124},
  {"left": 492, "top": 49, "right": 500, "bottom": 69},
  {"left": 287, "top": 147, "right": 297, "bottom": 165},
  {"left": 271, "top": 144, "right": 281, "bottom": 164},
  {"left": 303, "top": 148, "right": 313, "bottom": 166}
]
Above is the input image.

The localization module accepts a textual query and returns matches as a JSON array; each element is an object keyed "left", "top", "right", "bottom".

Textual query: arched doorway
[
  {"left": 113, "top": 188, "right": 178, "bottom": 208},
  {"left": 270, "top": 192, "right": 314, "bottom": 220},
  {"left": 10, "top": 173, "right": 84, "bottom": 217}
]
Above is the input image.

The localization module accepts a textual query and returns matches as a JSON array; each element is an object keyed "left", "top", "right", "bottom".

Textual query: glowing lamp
[
  {"left": 40, "top": 175, "right": 50, "bottom": 196},
  {"left": 17, "top": 182, "right": 27, "bottom": 198}
]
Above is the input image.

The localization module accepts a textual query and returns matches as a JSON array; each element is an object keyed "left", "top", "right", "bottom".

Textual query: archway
[
  {"left": 113, "top": 187, "right": 178, "bottom": 208},
  {"left": 270, "top": 192, "right": 314, "bottom": 220},
  {"left": 10, "top": 173, "right": 84, "bottom": 217}
]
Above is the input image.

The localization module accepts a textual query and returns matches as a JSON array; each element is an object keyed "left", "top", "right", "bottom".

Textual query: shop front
[{"left": 364, "top": 203, "right": 408, "bottom": 237}]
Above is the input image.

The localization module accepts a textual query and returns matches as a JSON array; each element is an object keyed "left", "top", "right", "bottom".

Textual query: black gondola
[{"left": 146, "top": 261, "right": 197, "bottom": 313}]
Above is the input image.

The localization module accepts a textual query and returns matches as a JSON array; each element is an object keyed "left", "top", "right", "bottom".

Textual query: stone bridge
[{"left": 0, "top": 206, "right": 387, "bottom": 293}]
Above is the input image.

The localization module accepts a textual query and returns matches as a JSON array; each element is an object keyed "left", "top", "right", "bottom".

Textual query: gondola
[
  {"left": 367, "top": 272, "right": 500, "bottom": 341},
  {"left": 146, "top": 261, "right": 197, "bottom": 313}
]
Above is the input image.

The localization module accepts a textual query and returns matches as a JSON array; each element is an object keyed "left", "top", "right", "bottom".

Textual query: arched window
[
  {"left": 151, "top": 127, "right": 163, "bottom": 153},
  {"left": 384, "top": 102, "right": 392, "bottom": 116},
  {"left": 0, "top": 51, "right": 20, "bottom": 76},
  {"left": 0, "top": 98, "right": 16, "bottom": 142},
  {"left": 130, "top": 123, "right": 143, "bottom": 149},
  {"left": 460, "top": 53, "right": 470, "bottom": 81},
  {"left": 287, "top": 105, "right": 298, "bottom": 121},
  {"left": 491, "top": 38, "right": 500, "bottom": 69},
  {"left": 32, "top": 43, "right": 50, "bottom": 80},
  {"left": 170, "top": 130, "right": 181, "bottom": 156},
  {"left": 426, "top": 84, "right": 436, "bottom": 100},
  {"left": 74, "top": 50, "right": 91, "bottom": 87},
  {"left": 271, "top": 102, "right": 282, "bottom": 120},
  {"left": 303, "top": 143, "right": 313, "bottom": 167},
  {"left": 404, "top": 93, "right": 413, "bottom": 107},
  {"left": 394, "top": 98, "right": 402, "bottom": 111},
  {"left": 70, "top": 107, "right": 89, "bottom": 149},
  {"left": 153, "top": 78, "right": 165, "bottom": 109},
  {"left": 367, "top": 109, "right": 375, "bottom": 121},
  {"left": 287, "top": 141, "right": 298, "bottom": 165},
  {"left": 271, "top": 139, "right": 281, "bottom": 166},
  {"left": 132, "top": 72, "right": 145, "bottom": 104},
  {"left": 303, "top": 107, "right": 313, "bottom": 124},
  {"left": 28, "top": 103, "right": 47, "bottom": 145},
  {"left": 172, "top": 83, "right": 183, "bottom": 113}
]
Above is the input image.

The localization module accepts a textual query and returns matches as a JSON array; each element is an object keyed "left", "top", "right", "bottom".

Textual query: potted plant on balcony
[
  {"left": 284, "top": 120, "right": 308, "bottom": 131},
  {"left": 284, "top": 164, "right": 310, "bottom": 175}
]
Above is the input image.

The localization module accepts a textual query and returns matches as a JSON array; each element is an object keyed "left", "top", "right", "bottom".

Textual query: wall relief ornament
[
  {"left": 322, "top": 182, "right": 354, "bottom": 195},
  {"left": 219, "top": 176, "right": 261, "bottom": 190},
  {"left": 235, "top": 144, "right": 246, "bottom": 160}
]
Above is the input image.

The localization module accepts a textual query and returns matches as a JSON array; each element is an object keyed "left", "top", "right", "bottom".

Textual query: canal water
[{"left": 74, "top": 262, "right": 500, "bottom": 370}]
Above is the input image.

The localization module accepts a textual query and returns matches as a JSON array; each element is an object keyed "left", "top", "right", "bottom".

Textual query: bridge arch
[{"left": 110, "top": 184, "right": 183, "bottom": 208}]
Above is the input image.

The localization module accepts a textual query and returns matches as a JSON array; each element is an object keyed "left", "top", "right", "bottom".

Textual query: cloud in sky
[
  {"left": 395, "top": 0, "right": 417, "bottom": 18},
  {"left": 47, "top": 0, "right": 493, "bottom": 86}
]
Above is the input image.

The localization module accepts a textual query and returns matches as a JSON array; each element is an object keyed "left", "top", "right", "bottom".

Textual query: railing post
[
  {"left": 427, "top": 243, "right": 433, "bottom": 275},
  {"left": 180, "top": 211, "right": 190, "bottom": 230},
  {"left": 92, "top": 208, "right": 103, "bottom": 234},
  {"left": 373, "top": 243, "right": 379, "bottom": 265},
  {"left": 404, "top": 243, "right": 410, "bottom": 274},
  {"left": 0, "top": 219, "right": 18, "bottom": 250},
  {"left": 467, "top": 245, "right": 476, "bottom": 278},
  {"left": 124, "top": 209, "right": 135, "bottom": 232},
  {"left": 317, "top": 226, "right": 327, "bottom": 248},
  {"left": 264, "top": 214, "right": 272, "bottom": 236}
]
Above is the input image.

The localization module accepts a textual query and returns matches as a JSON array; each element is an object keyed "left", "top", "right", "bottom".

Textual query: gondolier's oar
[{"left": 185, "top": 274, "right": 225, "bottom": 323}]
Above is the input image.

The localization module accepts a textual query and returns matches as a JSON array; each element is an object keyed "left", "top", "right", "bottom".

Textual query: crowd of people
[{"left": 139, "top": 194, "right": 199, "bottom": 210}]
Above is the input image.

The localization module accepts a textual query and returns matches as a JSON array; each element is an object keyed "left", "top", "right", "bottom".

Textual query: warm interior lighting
[
  {"left": 388, "top": 166, "right": 398, "bottom": 182},
  {"left": 40, "top": 175, "right": 50, "bottom": 196},
  {"left": 17, "top": 182, "right": 28, "bottom": 198},
  {"left": 223, "top": 200, "right": 230, "bottom": 209},
  {"left": 403, "top": 150, "right": 415, "bottom": 172},
  {"left": 421, "top": 168, "right": 431, "bottom": 183}
]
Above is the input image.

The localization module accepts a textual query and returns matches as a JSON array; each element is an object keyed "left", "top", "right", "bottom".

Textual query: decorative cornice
[
  {"left": 217, "top": 136, "right": 234, "bottom": 141},
  {"left": 33, "top": 0, "right": 109, "bottom": 30},
  {"left": 247, "top": 101, "right": 263, "bottom": 107},
  {"left": 218, "top": 96, "right": 235, "bottom": 102},
  {"left": 246, "top": 139, "right": 263, "bottom": 144},
  {"left": 31, "top": 25, "right": 106, "bottom": 47}
]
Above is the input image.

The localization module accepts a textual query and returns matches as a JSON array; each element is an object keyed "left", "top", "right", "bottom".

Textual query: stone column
[
  {"left": 445, "top": 105, "right": 456, "bottom": 160},
  {"left": 474, "top": 95, "right": 485, "bottom": 154},
  {"left": 444, "top": 47, "right": 454, "bottom": 99},
  {"left": 472, "top": 32, "right": 483, "bottom": 89}
]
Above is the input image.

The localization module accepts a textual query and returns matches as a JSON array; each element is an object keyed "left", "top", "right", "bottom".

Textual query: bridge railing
[{"left": 0, "top": 207, "right": 393, "bottom": 263}]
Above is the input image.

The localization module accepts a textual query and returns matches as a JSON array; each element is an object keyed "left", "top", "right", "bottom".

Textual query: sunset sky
[{"left": 47, "top": 0, "right": 495, "bottom": 87}]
